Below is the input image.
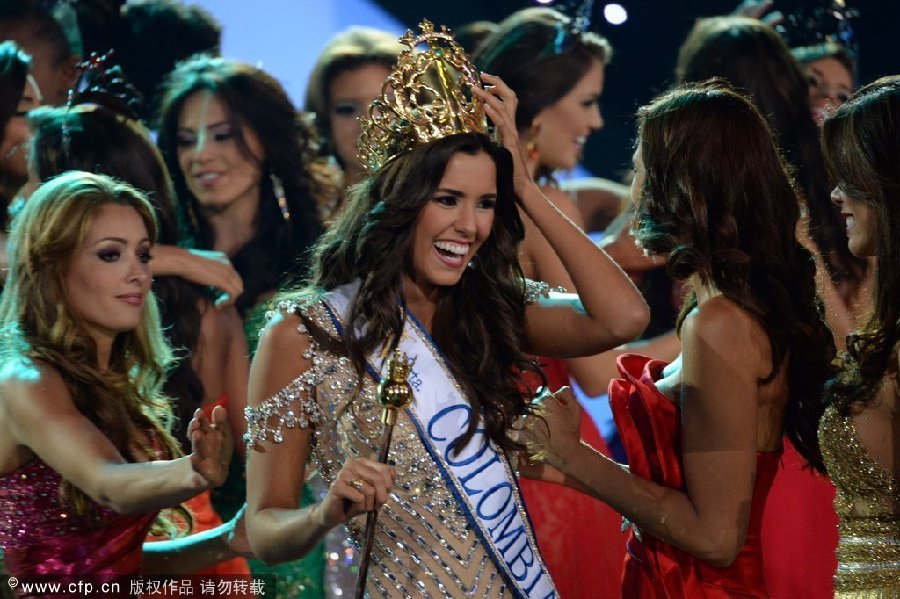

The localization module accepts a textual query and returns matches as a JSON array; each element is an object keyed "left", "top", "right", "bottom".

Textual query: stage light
[{"left": 603, "top": 3, "right": 628, "bottom": 25}]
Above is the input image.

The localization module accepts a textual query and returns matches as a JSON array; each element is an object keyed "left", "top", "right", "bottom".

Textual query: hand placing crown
[{"left": 357, "top": 20, "right": 489, "bottom": 174}]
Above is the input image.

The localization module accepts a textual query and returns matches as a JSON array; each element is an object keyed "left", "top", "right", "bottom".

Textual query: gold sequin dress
[
  {"left": 818, "top": 403, "right": 900, "bottom": 597},
  {"left": 246, "top": 298, "right": 556, "bottom": 598}
]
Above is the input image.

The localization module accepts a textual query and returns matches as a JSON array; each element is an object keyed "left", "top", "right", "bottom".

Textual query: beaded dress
[
  {"left": 245, "top": 283, "right": 557, "bottom": 599},
  {"left": 818, "top": 403, "right": 900, "bottom": 597},
  {"left": 0, "top": 458, "right": 155, "bottom": 596}
]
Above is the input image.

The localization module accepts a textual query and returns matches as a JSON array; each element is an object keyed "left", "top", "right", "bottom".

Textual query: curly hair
[
  {"left": 632, "top": 82, "right": 835, "bottom": 472},
  {"left": 0, "top": 171, "right": 182, "bottom": 514},
  {"left": 281, "top": 133, "right": 542, "bottom": 452},
  {"left": 473, "top": 7, "right": 611, "bottom": 181},
  {"left": 28, "top": 103, "right": 209, "bottom": 451},
  {"left": 157, "top": 54, "right": 327, "bottom": 316},
  {"left": 676, "top": 17, "right": 867, "bottom": 293},
  {"left": 821, "top": 76, "right": 900, "bottom": 415}
]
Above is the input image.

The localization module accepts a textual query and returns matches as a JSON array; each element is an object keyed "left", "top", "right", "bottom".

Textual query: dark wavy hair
[
  {"left": 0, "top": 40, "right": 31, "bottom": 227},
  {"left": 157, "top": 55, "right": 325, "bottom": 316},
  {"left": 27, "top": 103, "right": 209, "bottom": 450},
  {"left": 473, "top": 7, "right": 610, "bottom": 180},
  {"left": 282, "top": 133, "right": 541, "bottom": 452},
  {"left": 632, "top": 82, "right": 834, "bottom": 472},
  {"left": 821, "top": 76, "right": 900, "bottom": 414},
  {"left": 676, "top": 17, "right": 866, "bottom": 290}
]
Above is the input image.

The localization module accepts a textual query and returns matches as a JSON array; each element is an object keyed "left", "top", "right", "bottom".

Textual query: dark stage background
[{"left": 371, "top": 0, "right": 900, "bottom": 182}]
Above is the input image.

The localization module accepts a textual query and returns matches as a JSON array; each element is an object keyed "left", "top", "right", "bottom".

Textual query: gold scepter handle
[{"left": 354, "top": 350, "right": 414, "bottom": 599}]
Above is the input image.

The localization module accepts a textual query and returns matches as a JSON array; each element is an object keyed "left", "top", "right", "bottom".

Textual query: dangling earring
[
  {"left": 525, "top": 120, "right": 540, "bottom": 162},
  {"left": 270, "top": 173, "right": 290, "bottom": 221}
]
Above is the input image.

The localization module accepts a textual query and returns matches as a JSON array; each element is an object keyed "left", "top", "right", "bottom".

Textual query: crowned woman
[{"left": 242, "top": 21, "right": 648, "bottom": 598}]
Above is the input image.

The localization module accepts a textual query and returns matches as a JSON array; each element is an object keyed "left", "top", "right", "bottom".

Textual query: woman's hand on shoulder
[
  {"left": 187, "top": 405, "right": 233, "bottom": 488},
  {"left": 314, "top": 458, "right": 396, "bottom": 529}
]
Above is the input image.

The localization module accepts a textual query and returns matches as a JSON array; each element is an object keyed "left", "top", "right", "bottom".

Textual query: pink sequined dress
[{"left": 0, "top": 457, "right": 156, "bottom": 597}]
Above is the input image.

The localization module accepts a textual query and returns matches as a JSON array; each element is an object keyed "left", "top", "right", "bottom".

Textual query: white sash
[{"left": 323, "top": 282, "right": 556, "bottom": 599}]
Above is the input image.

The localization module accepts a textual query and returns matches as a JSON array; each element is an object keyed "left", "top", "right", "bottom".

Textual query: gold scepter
[{"left": 354, "top": 349, "right": 414, "bottom": 599}]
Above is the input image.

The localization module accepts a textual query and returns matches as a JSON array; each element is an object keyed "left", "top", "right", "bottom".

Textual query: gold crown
[{"left": 357, "top": 20, "right": 488, "bottom": 174}]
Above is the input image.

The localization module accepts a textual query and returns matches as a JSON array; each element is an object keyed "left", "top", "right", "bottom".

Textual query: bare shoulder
[
  {"left": 257, "top": 308, "right": 309, "bottom": 356},
  {"left": 0, "top": 356, "right": 69, "bottom": 407},
  {"left": 681, "top": 296, "right": 769, "bottom": 376},
  {"left": 249, "top": 308, "right": 313, "bottom": 407},
  {"left": 684, "top": 296, "right": 758, "bottom": 337},
  {"left": 0, "top": 357, "right": 74, "bottom": 447}
]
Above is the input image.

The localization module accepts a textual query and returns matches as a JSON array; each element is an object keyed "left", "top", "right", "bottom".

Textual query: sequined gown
[
  {"left": 0, "top": 458, "right": 156, "bottom": 597},
  {"left": 609, "top": 354, "right": 780, "bottom": 598},
  {"left": 246, "top": 298, "right": 556, "bottom": 598},
  {"left": 818, "top": 403, "right": 900, "bottom": 597}
]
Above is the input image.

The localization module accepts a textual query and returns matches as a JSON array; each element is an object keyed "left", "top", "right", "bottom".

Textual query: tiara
[{"left": 357, "top": 19, "right": 488, "bottom": 174}]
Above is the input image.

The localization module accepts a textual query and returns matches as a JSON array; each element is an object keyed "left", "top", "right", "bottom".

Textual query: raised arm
[
  {"left": 244, "top": 311, "right": 394, "bottom": 565},
  {"left": 0, "top": 359, "right": 231, "bottom": 515},
  {"left": 525, "top": 298, "right": 766, "bottom": 566},
  {"left": 472, "top": 75, "right": 649, "bottom": 367}
]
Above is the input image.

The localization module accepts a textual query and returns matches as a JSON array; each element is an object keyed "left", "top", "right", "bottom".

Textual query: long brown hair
[
  {"left": 633, "top": 82, "right": 834, "bottom": 471},
  {"left": 822, "top": 76, "right": 900, "bottom": 413},
  {"left": 0, "top": 171, "right": 181, "bottom": 514},
  {"left": 676, "top": 17, "right": 867, "bottom": 295},
  {"left": 281, "top": 133, "right": 542, "bottom": 452}
]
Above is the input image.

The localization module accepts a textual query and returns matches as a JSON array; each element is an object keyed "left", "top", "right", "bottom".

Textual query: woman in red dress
[{"left": 524, "top": 82, "right": 834, "bottom": 597}]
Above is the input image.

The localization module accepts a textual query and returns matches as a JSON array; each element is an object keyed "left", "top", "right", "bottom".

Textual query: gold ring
[{"left": 348, "top": 479, "right": 365, "bottom": 491}]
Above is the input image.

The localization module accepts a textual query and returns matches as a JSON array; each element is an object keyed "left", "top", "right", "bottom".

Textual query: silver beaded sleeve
[{"left": 244, "top": 306, "right": 323, "bottom": 450}]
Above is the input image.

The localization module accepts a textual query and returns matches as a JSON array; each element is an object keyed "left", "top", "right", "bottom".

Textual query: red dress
[
  {"left": 760, "top": 438, "right": 837, "bottom": 598},
  {"left": 0, "top": 458, "right": 155, "bottom": 598},
  {"left": 609, "top": 354, "right": 779, "bottom": 598},
  {"left": 519, "top": 357, "right": 628, "bottom": 599}
]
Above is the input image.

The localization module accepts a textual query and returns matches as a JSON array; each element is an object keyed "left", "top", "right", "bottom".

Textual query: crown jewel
[{"left": 358, "top": 20, "right": 488, "bottom": 174}]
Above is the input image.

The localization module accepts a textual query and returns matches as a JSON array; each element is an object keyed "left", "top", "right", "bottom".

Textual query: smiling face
[
  {"left": 328, "top": 62, "right": 391, "bottom": 183},
  {"left": 806, "top": 57, "right": 853, "bottom": 125},
  {"left": 406, "top": 150, "right": 497, "bottom": 298},
  {"left": 175, "top": 90, "right": 264, "bottom": 215},
  {"left": 1, "top": 74, "right": 41, "bottom": 185},
  {"left": 64, "top": 203, "right": 153, "bottom": 345},
  {"left": 532, "top": 58, "right": 604, "bottom": 171},
  {"left": 831, "top": 184, "right": 877, "bottom": 257}
]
